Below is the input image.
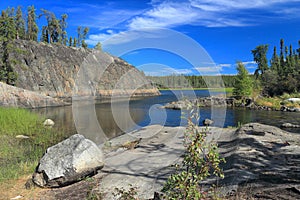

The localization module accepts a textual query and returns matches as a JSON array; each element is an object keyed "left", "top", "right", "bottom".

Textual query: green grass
[
  {"left": 255, "top": 92, "right": 300, "bottom": 110},
  {"left": 0, "top": 107, "right": 68, "bottom": 183}
]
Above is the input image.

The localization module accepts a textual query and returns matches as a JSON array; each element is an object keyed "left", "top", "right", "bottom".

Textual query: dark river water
[{"left": 33, "top": 90, "right": 300, "bottom": 144}]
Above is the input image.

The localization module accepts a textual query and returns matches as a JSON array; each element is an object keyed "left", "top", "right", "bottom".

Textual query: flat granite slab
[{"left": 99, "top": 125, "right": 186, "bottom": 199}]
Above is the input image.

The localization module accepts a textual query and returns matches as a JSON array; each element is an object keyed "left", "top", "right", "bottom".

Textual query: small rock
[
  {"left": 43, "top": 119, "right": 55, "bottom": 126},
  {"left": 281, "top": 123, "right": 300, "bottom": 128},
  {"left": 294, "top": 108, "right": 300, "bottom": 112},
  {"left": 203, "top": 118, "right": 214, "bottom": 126},
  {"left": 10, "top": 196, "right": 23, "bottom": 200},
  {"left": 15, "top": 135, "right": 30, "bottom": 139}
]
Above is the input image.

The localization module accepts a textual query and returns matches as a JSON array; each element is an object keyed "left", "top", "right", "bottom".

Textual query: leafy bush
[{"left": 162, "top": 100, "right": 225, "bottom": 200}]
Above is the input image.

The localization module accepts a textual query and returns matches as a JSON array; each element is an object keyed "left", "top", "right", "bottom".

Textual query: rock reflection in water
[{"left": 33, "top": 99, "right": 146, "bottom": 144}]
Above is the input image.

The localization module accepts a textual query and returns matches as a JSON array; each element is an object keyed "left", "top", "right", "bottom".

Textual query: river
[{"left": 33, "top": 90, "right": 300, "bottom": 143}]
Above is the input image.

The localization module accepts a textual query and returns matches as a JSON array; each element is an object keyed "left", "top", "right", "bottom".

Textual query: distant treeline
[{"left": 147, "top": 75, "right": 242, "bottom": 88}]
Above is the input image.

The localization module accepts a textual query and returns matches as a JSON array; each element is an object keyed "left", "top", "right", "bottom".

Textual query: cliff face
[{"left": 4, "top": 40, "right": 159, "bottom": 100}]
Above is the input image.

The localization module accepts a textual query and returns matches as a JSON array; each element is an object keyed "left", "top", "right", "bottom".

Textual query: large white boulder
[
  {"left": 287, "top": 98, "right": 300, "bottom": 103},
  {"left": 32, "top": 134, "right": 104, "bottom": 187}
]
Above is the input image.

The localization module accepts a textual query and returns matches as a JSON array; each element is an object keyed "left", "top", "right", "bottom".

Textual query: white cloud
[
  {"left": 86, "top": 0, "right": 300, "bottom": 45},
  {"left": 127, "top": 0, "right": 300, "bottom": 29},
  {"left": 128, "top": 2, "right": 199, "bottom": 29},
  {"left": 241, "top": 61, "right": 257, "bottom": 69},
  {"left": 86, "top": 30, "right": 118, "bottom": 45}
]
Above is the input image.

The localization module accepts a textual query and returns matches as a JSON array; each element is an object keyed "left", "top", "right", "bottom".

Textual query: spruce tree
[
  {"left": 27, "top": 5, "right": 38, "bottom": 41},
  {"left": 15, "top": 6, "right": 25, "bottom": 39},
  {"left": 252, "top": 44, "right": 269, "bottom": 77},
  {"left": 233, "top": 62, "right": 253, "bottom": 100},
  {"left": 270, "top": 46, "right": 280, "bottom": 73},
  {"left": 69, "top": 36, "right": 72, "bottom": 47},
  {"left": 94, "top": 42, "right": 102, "bottom": 50},
  {"left": 60, "top": 14, "right": 68, "bottom": 45}
]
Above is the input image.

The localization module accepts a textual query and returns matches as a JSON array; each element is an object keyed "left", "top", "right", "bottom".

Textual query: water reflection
[{"left": 32, "top": 90, "right": 300, "bottom": 144}]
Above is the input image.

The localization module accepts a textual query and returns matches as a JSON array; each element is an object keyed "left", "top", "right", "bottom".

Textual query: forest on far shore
[{"left": 147, "top": 75, "right": 238, "bottom": 89}]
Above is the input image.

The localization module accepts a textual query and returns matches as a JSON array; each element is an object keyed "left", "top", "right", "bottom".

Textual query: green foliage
[
  {"left": 233, "top": 62, "right": 253, "bottom": 99},
  {"left": 162, "top": 100, "right": 225, "bottom": 200},
  {"left": 252, "top": 44, "right": 269, "bottom": 77},
  {"left": 77, "top": 26, "right": 89, "bottom": 48},
  {"left": 15, "top": 6, "right": 25, "bottom": 40},
  {"left": 27, "top": 5, "right": 38, "bottom": 41},
  {"left": 113, "top": 184, "right": 138, "bottom": 200},
  {"left": 94, "top": 42, "right": 102, "bottom": 51},
  {"left": 0, "top": 107, "right": 67, "bottom": 182}
]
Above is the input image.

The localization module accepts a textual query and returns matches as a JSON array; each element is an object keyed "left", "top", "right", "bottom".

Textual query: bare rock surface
[
  {"left": 37, "top": 123, "right": 300, "bottom": 199},
  {"left": 33, "top": 134, "right": 104, "bottom": 188},
  {"left": 0, "top": 82, "right": 67, "bottom": 108},
  {"left": 5, "top": 40, "right": 159, "bottom": 99},
  {"left": 219, "top": 123, "right": 300, "bottom": 199},
  {"left": 98, "top": 123, "right": 300, "bottom": 199}
]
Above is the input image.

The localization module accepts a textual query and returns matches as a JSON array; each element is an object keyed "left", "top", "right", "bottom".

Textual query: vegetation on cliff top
[{"left": 0, "top": 5, "right": 92, "bottom": 85}]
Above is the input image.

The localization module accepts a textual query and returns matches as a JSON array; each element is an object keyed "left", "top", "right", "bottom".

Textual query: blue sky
[{"left": 1, "top": 0, "right": 300, "bottom": 75}]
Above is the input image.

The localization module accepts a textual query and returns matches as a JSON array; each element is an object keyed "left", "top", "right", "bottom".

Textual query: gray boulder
[
  {"left": 236, "top": 123, "right": 285, "bottom": 136},
  {"left": 281, "top": 123, "right": 300, "bottom": 128},
  {"left": 33, "top": 134, "right": 104, "bottom": 188},
  {"left": 203, "top": 118, "right": 214, "bottom": 126},
  {"left": 287, "top": 98, "right": 300, "bottom": 103}
]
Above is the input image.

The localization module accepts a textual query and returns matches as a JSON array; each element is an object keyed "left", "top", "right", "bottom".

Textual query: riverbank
[
  {"left": 163, "top": 96, "right": 300, "bottom": 113},
  {"left": 6, "top": 122, "right": 299, "bottom": 199}
]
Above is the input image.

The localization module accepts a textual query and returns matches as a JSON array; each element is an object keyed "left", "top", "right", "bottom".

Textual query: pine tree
[
  {"left": 27, "top": 5, "right": 38, "bottom": 41},
  {"left": 60, "top": 14, "right": 68, "bottom": 45},
  {"left": 15, "top": 6, "right": 25, "bottom": 39},
  {"left": 233, "top": 62, "right": 253, "bottom": 100},
  {"left": 252, "top": 44, "right": 269, "bottom": 77},
  {"left": 77, "top": 26, "right": 82, "bottom": 46},
  {"left": 73, "top": 38, "right": 77, "bottom": 47},
  {"left": 270, "top": 46, "right": 280, "bottom": 73},
  {"left": 0, "top": 10, "right": 16, "bottom": 41},
  {"left": 0, "top": 9, "right": 17, "bottom": 85},
  {"left": 94, "top": 42, "right": 102, "bottom": 50},
  {"left": 41, "top": 25, "right": 49, "bottom": 43},
  {"left": 69, "top": 36, "right": 72, "bottom": 47},
  {"left": 40, "top": 9, "right": 62, "bottom": 43},
  {"left": 77, "top": 26, "right": 89, "bottom": 48}
]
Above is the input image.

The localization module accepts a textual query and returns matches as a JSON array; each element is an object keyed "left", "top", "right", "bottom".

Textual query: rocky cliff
[
  {"left": 0, "top": 82, "right": 68, "bottom": 108},
  {"left": 1, "top": 40, "right": 159, "bottom": 103}
]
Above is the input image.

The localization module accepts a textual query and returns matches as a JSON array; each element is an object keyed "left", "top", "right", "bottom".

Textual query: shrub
[{"left": 162, "top": 100, "right": 225, "bottom": 199}]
